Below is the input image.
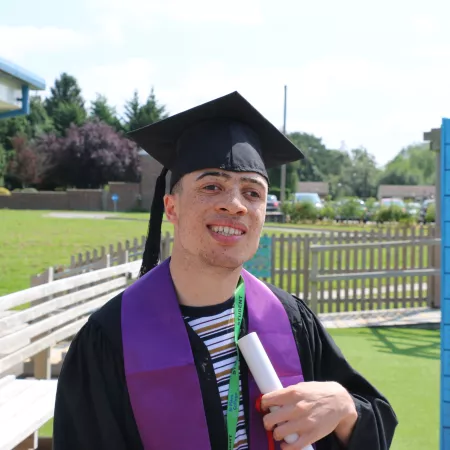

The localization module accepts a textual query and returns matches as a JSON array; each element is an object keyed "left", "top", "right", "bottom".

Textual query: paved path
[{"left": 319, "top": 306, "right": 440, "bottom": 328}]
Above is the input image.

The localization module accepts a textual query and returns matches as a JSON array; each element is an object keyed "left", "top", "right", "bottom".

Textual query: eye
[
  {"left": 203, "top": 184, "right": 220, "bottom": 191},
  {"left": 245, "top": 190, "right": 262, "bottom": 198}
]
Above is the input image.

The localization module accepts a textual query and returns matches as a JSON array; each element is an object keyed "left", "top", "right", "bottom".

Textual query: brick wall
[
  {"left": 106, "top": 182, "right": 140, "bottom": 211},
  {"left": 0, "top": 192, "right": 68, "bottom": 210},
  {"left": 139, "top": 152, "right": 167, "bottom": 211}
]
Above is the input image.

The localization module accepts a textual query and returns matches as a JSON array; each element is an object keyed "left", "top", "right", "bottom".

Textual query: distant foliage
[
  {"left": 37, "top": 120, "right": 140, "bottom": 189},
  {"left": 7, "top": 136, "right": 41, "bottom": 188}
]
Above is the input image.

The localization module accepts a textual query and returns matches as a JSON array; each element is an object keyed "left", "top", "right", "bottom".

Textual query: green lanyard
[{"left": 226, "top": 279, "right": 245, "bottom": 450}]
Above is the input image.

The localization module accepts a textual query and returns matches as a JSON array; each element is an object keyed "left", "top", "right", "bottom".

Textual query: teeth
[{"left": 210, "top": 226, "right": 243, "bottom": 236}]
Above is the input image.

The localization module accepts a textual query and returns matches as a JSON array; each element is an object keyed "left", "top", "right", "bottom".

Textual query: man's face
[{"left": 164, "top": 169, "right": 268, "bottom": 269}]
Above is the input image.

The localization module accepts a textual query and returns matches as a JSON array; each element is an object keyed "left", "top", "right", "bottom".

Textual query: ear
[{"left": 164, "top": 193, "right": 178, "bottom": 224}]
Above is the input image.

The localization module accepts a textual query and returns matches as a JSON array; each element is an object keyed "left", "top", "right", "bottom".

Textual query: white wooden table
[{"left": 0, "top": 375, "right": 57, "bottom": 450}]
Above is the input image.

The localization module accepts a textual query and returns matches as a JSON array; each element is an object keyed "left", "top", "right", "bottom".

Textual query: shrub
[
  {"left": 376, "top": 205, "right": 410, "bottom": 223},
  {"left": 290, "top": 201, "right": 318, "bottom": 223},
  {"left": 425, "top": 203, "right": 435, "bottom": 223},
  {"left": 321, "top": 203, "right": 336, "bottom": 220},
  {"left": 0, "top": 187, "right": 11, "bottom": 196},
  {"left": 337, "top": 198, "right": 365, "bottom": 221}
]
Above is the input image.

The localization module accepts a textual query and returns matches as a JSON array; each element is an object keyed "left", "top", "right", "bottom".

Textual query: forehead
[{"left": 189, "top": 168, "right": 268, "bottom": 184}]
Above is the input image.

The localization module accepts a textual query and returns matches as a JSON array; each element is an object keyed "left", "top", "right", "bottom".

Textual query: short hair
[{"left": 171, "top": 178, "right": 183, "bottom": 194}]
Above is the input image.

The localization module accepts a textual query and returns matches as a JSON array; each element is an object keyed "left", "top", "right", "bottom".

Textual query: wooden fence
[
  {"left": 30, "top": 225, "right": 440, "bottom": 311},
  {"left": 309, "top": 238, "right": 440, "bottom": 314}
]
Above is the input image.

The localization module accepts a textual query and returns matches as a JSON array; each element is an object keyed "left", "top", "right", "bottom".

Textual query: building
[
  {"left": 0, "top": 57, "right": 45, "bottom": 119},
  {"left": 377, "top": 184, "right": 435, "bottom": 200},
  {"left": 296, "top": 181, "right": 329, "bottom": 198}
]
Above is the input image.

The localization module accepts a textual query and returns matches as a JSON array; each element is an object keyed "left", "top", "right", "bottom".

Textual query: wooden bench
[
  {"left": 0, "top": 375, "right": 57, "bottom": 450},
  {"left": 0, "top": 260, "right": 141, "bottom": 449}
]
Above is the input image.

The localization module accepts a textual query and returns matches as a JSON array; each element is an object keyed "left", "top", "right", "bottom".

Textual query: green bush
[
  {"left": 425, "top": 203, "right": 435, "bottom": 223},
  {"left": 321, "top": 203, "right": 336, "bottom": 220},
  {"left": 0, "top": 187, "right": 11, "bottom": 196},
  {"left": 290, "top": 201, "right": 318, "bottom": 223},
  {"left": 337, "top": 198, "right": 365, "bottom": 220},
  {"left": 376, "top": 205, "right": 411, "bottom": 223}
]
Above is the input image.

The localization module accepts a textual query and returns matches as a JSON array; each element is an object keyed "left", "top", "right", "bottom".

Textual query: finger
[
  {"left": 272, "top": 418, "right": 306, "bottom": 442},
  {"left": 263, "top": 405, "right": 298, "bottom": 430},
  {"left": 261, "top": 386, "right": 300, "bottom": 410}
]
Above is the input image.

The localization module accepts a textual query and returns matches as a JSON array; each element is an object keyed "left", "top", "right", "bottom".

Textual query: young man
[{"left": 53, "top": 92, "right": 397, "bottom": 450}]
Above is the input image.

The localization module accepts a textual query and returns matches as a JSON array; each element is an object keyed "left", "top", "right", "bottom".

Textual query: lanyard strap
[{"left": 226, "top": 279, "right": 245, "bottom": 450}]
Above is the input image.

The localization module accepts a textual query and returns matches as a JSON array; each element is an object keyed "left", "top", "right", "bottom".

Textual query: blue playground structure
[{"left": 0, "top": 57, "right": 45, "bottom": 120}]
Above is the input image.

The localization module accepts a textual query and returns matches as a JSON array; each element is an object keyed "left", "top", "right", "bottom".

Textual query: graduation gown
[{"left": 52, "top": 281, "right": 398, "bottom": 450}]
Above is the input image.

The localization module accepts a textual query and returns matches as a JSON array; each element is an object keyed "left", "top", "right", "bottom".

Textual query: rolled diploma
[{"left": 238, "top": 332, "right": 314, "bottom": 450}]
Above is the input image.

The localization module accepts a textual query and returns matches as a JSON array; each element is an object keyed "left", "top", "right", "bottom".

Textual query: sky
[{"left": 2, "top": 0, "right": 450, "bottom": 167}]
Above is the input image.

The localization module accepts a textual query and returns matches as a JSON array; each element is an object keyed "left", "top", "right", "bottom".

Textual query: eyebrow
[{"left": 196, "top": 171, "right": 267, "bottom": 190}]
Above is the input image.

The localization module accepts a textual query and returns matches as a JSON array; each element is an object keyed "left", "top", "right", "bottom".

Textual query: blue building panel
[
  {"left": 444, "top": 350, "right": 450, "bottom": 376},
  {"left": 444, "top": 198, "right": 450, "bottom": 220},
  {"left": 441, "top": 118, "right": 450, "bottom": 449},
  {"left": 444, "top": 327, "right": 450, "bottom": 351},
  {"left": 445, "top": 175, "right": 450, "bottom": 196},
  {"left": 443, "top": 402, "right": 450, "bottom": 427},
  {"left": 444, "top": 379, "right": 450, "bottom": 401},
  {"left": 444, "top": 428, "right": 450, "bottom": 449},
  {"left": 445, "top": 249, "right": 450, "bottom": 274}
]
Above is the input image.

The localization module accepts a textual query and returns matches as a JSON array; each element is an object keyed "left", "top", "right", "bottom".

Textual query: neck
[{"left": 169, "top": 251, "right": 242, "bottom": 307}]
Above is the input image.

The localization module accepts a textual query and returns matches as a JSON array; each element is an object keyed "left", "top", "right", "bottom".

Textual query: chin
[{"left": 199, "top": 250, "right": 250, "bottom": 270}]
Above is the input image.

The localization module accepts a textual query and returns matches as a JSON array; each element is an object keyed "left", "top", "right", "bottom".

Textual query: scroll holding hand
[{"left": 260, "top": 381, "right": 358, "bottom": 449}]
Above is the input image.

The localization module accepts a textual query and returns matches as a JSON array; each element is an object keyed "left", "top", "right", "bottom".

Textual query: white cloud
[
  {"left": 0, "top": 26, "right": 87, "bottom": 61},
  {"left": 409, "top": 13, "right": 441, "bottom": 36},
  {"left": 77, "top": 58, "right": 156, "bottom": 112},
  {"left": 85, "top": 0, "right": 263, "bottom": 41}
]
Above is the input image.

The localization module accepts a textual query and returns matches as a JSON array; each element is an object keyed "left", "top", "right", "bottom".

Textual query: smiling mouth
[{"left": 208, "top": 225, "right": 245, "bottom": 236}]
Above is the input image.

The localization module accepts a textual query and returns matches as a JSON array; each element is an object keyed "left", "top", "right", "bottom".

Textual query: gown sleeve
[
  {"left": 293, "top": 297, "right": 398, "bottom": 450},
  {"left": 52, "top": 318, "right": 143, "bottom": 450}
]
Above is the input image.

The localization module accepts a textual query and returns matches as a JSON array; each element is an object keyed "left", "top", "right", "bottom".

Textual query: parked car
[
  {"left": 380, "top": 198, "right": 406, "bottom": 212},
  {"left": 293, "top": 192, "right": 324, "bottom": 210},
  {"left": 419, "top": 199, "right": 435, "bottom": 223},
  {"left": 406, "top": 202, "right": 421, "bottom": 217},
  {"left": 266, "top": 194, "right": 281, "bottom": 212}
]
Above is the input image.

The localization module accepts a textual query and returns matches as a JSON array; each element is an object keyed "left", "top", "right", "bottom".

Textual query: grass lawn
[
  {"left": 38, "top": 326, "right": 440, "bottom": 450},
  {"left": 0, "top": 210, "right": 172, "bottom": 296},
  {"left": 330, "top": 327, "right": 439, "bottom": 450},
  {"left": 0, "top": 210, "right": 308, "bottom": 296},
  {"left": 0, "top": 210, "right": 432, "bottom": 297}
]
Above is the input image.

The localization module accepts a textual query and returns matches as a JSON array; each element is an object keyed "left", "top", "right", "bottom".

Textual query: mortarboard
[{"left": 127, "top": 91, "right": 304, "bottom": 276}]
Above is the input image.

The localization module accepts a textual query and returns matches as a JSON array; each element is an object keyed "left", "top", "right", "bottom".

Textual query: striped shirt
[{"left": 182, "top": 297, "right": 248, "bottom": 450}]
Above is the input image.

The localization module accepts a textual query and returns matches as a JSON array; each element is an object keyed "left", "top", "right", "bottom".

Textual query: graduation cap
[{"left": 127, "top": 91, "right": 304, "bottom": 276}]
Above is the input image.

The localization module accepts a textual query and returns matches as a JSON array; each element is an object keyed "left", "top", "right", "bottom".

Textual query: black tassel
[{"left": 139, "top": 167, "right": 169, "bottom": 277}]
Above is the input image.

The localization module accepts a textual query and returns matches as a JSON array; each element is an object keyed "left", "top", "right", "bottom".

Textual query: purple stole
[{"left": 121, "top": 259, "right": 305, "bottom": 449}]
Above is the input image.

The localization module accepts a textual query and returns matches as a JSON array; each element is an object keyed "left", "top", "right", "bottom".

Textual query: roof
[
  {"left": 297, "top": 181, "right": 329, "bottom": 195},
  {"left": 0, "top": 57, "right": 45, "bottom": 90},
  {"left": 378, "top": 184, "right": 435, "bottom": 198}
]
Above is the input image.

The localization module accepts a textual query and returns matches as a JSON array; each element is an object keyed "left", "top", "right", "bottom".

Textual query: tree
[
  {"left": 37, "top": 120, "right": 140, "bottom": 189},
  {"left": 51, "top": 102, "right": 86, "bottom": 135},
  {"left": 44, "top": 73, "right": 87, "bottom": 135},
  {"left": 379, "top": 143, "right": 435, "bottom": 186},
  {"left": 288, "top": 132, "right": 326, "bottom": 182},
  {"left": 7, "top": 135, "right": 41, "bottom": 188},
  {"left": 342, "top": 147, "right": 380, "bottom": 198},
  {"left": 27, "top": 96, "right": 55, "bottom": 137},
  {"left": 0, "top": 144, "right": 7, "bottom": 187},
  {"left": 124, "top": 88, "right": 168, "bottom": 132},
  {"left": 90, "top": 94, "right": 123, "bottom": 132}
]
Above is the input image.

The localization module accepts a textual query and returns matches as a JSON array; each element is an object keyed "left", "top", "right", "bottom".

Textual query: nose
[{"left": 215, "top": 189, "right": 248, "bottom": 216}]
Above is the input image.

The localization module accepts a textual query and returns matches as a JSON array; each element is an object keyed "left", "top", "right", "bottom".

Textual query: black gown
[{"left": 52, "top": 282, "right": 398, "bottom": 450}]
